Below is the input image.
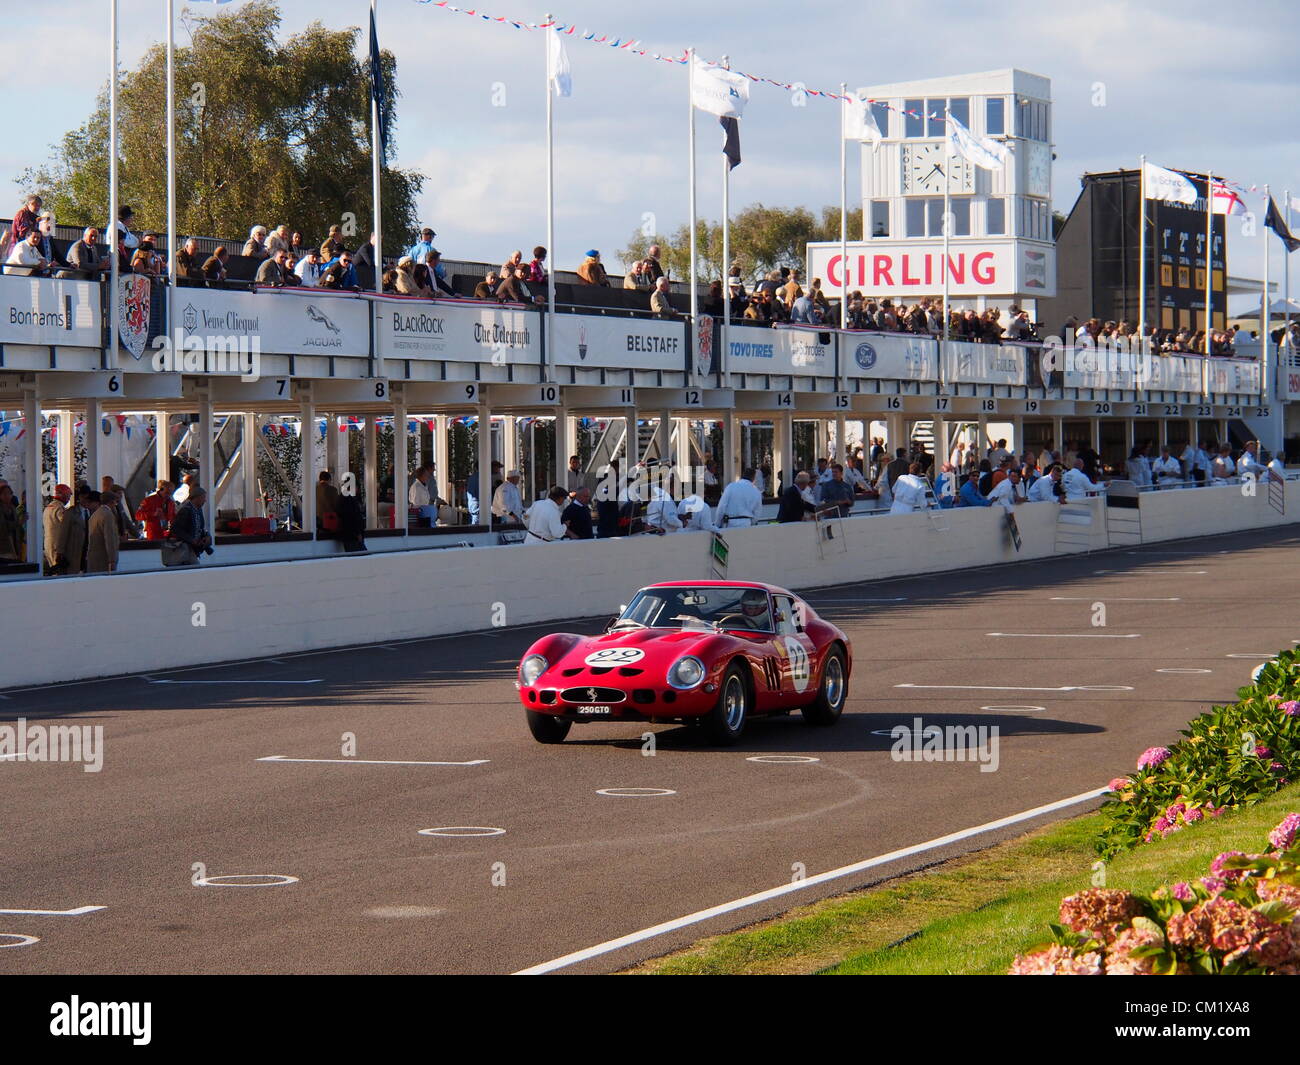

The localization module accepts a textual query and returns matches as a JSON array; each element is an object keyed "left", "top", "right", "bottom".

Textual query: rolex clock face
[
  {"left": 902, "top": 142, "right": 945, "bottom": 195},
  {"left": 1026, "top": 141, "right": 1051, "bottom": 199}
]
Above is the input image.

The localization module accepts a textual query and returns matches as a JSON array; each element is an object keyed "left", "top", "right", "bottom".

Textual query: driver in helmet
[{"left": 736, "top": 588, "right": 771, "bottom": 629}]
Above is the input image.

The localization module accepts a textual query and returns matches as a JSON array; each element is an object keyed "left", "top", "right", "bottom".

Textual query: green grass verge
[{"left": 625, "top": 783, "right": 1300, "bottom": 975}]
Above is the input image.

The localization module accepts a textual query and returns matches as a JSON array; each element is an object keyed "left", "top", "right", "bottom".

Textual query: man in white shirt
[
  {"left": 988, "top": 469, "right": 1026, "bottom": 512},
  {"left": 1180, "top": 441, "right": 1210, "bottom": 485},
  {"left": 812, "top": 458, "right": 834, "bottom": 502},
  {"left": 1062, "top": 460, "right": 1105, "bottom": 500},
  {"left": 523, "top": 486, "right": 568, "bottom": 544},
  {"left": 677, "top": 493, "right": 713, "bottom": 532},
  {"left": 1210, "top": 446, "right": 1236, "bottom": 484},
  {"left": 644, "top": 485, "right": 683, "bottom": 533},
  {"left": 843, "top": 456, "right": 869, "bottom": 496},
  {"left": 716, "top": 468, "right": 763, "bottom": 527},
  {"left": 1028, "top": 466, "right": 1061, "bottom": 502},
  {"left": 1265, "top": 454, "right": 1287, "bottom": 484},
  {"left": 408, "top": 462, "right": 434, "bottom": 507},
  {"left": 889, "top": 462, "right": 930, "bottom": 514},
  {"left": 1237, "top": 442, "right": 1264, "bottom": 481},
  {"left": 1151, "top": 446, "right": 1182, "bottom": 489},
  {"left": 5, "top": 230, "right": 49, "bottom": 276},
  {"left": 492, "top": 469, "right": 525, "bottom": 525},
  {"left": 294, "top": 247, "right": 325, "bottom": 287}
]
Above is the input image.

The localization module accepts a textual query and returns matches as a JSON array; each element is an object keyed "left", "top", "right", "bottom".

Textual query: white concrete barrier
[{"left": 2, "top": 482, "right": 1294, "bottom": 688}]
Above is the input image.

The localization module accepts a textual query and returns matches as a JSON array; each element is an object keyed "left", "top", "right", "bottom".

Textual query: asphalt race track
[{"left": 3, "top": 526, "right": 1298, "bottom": 975}]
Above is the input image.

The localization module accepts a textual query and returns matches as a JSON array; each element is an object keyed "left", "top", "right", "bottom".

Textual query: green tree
[
  {"left": 19, "top": 0, "right": 423, "bottom": 246},
  {"left": 618, "top": 202, "right": 863, "bottom": 286}
]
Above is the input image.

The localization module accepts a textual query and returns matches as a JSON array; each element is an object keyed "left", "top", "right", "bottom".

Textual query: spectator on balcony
[
  {"left": 704, "top": 280, "right": 725, "bottom": 317},
  {"left": 1003, "top": 308, "right": 1034, "bottom": 341},
  {"left": 243, "top": 225, "right": 270, "bottom": 259},
  {"left": 643, "top": 245, "right": 666, "bottom": 283},
  {"left": 354, "top": 232, "right": 377, "bottom": 279},
  {"left": 319, "top": 251, "right": 357, "bottom": 290},
  {"left": 202, "top": 245, "right": 229, "bottom": 284},
  {"left": 255, "top": 248, "right": 292, "bottom": 287},
  {"left": 131, "top": 235, "right": 165, "bottom": 278},
  {"left": 265, "top": 224, "right": 292, "bottom": 257},
  {"left": 651, "top": 276, "right": 679, "bottom": 319},
  {"left": 5, "top": 230, "right": 49, "bottom": 276},
  {"left": 393, "top": 256, "right": 422, "bottom": 295},
  {"left": 294, "top": 246, "right": 325, "bottom": 287},
  {"left": 10, "top": 193, "right": 42, "bottom": 244},
  {"left": 175, "top": 237, "right": 204, "bottom": 281},
  {"left": 500, "top": 249, "right": 524, "bottom": 280},
  {"left": 789, "top": 290, "right": 815, "bottom": 324},
  {"left": 474, "top": 270, "right": 500, "bottom": 300},
  {"left": 34, "top": 213, "right": 64, "bottom": 270},
  {"left": 779, "top": 269, "right": 803, "bottom": 308},
  {"left": 743, "top": 294, "right": 765, "bottom": 324},
  {"left": 927, "top": 299, "right": 944, "bottom": 334},
  {"left": 63, "top": 227, "right": 109, "bottom": 278},
  {"left": 320, "top": 225, "right": 346, "bottom": 261},
  {"left": 407, "top": 227, "right": 436, "bottom": 263},
  {"left": 623, "top": 260, "right": 650, "bottom": 290},
  {"left": 289, "top": 231, "right": 305, "bottom": 258},
  {"left": 578, "top": 250, "right": 610, "bottom": 287},
  {"left": 420, "top": 250, "right": 456, "bottom": 298},
  {"left": 135, "top": 480, "right": 175, "bottom": 540},
  {"left": 116, "top": 205, "right": 139, "bottom": 254},
  {"left": 528, "top": 246, "right": 548, "bottom": 284},
  {"left": 764, "top": 288, "right": 789, "bottom": 324},
  {"left": 501, "top": 265, "right": 543, "bottom": 305}
]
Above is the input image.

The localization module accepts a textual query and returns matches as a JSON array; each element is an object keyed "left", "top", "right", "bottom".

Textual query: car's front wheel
[
  {"left": 801, "top": 648, "right": 847, "bottom": 726},
  {"left": 526, "top": 710, "right": 572, "bottom": 744},
  {"left": 705, "top": 664, "right": 750, "bottom": 745}
]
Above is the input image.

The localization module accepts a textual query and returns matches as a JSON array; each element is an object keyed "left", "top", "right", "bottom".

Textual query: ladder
[{"left": 1103, "top": 481, "right": 1143, "bottom": 546}]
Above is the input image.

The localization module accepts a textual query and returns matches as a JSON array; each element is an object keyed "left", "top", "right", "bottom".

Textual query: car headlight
[
  {"left": 667, "top": 656, "right": 706, "bottom": 689},
  {"left": 520, "top": 654, "right": 548, "bottom": 687}
]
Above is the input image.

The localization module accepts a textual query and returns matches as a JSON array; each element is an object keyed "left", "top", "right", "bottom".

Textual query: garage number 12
[{"left": 584, "top": 647, "right": 646, "bottom": 667}]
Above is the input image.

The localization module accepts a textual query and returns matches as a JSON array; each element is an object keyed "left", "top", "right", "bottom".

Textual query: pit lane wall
[{"left": 3, "top": 483, "right": 1296, "bottom": 688}]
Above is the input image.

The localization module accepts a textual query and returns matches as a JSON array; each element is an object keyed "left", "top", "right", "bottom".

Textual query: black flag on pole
[
  {"left": 1265, "top": 196, "right": 1299, "bottom": 252},
  {"left": 369, "top": 9, "right": 390, "bottom": 163},
  {"left": 720, "top": 116, "right": 741, "bottom": 170}
]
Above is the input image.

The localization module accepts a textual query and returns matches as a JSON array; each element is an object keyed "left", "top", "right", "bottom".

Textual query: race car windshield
[{"left": 618, "top": 587, "right": 773, "bottom": 632}]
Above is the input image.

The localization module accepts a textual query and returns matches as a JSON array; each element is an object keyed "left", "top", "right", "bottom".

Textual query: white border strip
[{"left": 513, "top": 787, "right": 1107, "bottom": 975}]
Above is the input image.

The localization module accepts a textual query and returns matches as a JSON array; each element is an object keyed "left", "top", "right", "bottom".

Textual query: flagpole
[
  {"left": 545, "top": 15, "right": 556, "bottom": 382},
  {"left": 1286, "top": 190, "right": 1292, "bottom": 340},
  {"left": 1137, "top": 155, "right": 1147, "bottom": 345},
  {"left": 1204, "top": 171, "right": 1213, "bottom": 356},
  {"left": 839, "top": 83, "right": 848, "bottom": 330},
  {"left": 1262, "top": 184, "right": 1271, "bottom": 398},
  {"left": 370, "top": 0, "right": 383, "bottom": 295},
  {"left": 721, "top": 56, "right": 731, "bottom": 390},
  {"left": 942, "top": 107, "right": 951, "bottom": 342},
  {"left": 108, "top": 0, "right": 119, "bottom": 369},
  {"left": 687, "top": 49, "right": 699, "bottom": 344},
  {"left": 166, "top": 0, "right": 176, "bottom": 348}
]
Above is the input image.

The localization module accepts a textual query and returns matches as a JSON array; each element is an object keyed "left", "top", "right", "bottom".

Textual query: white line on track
[
  {"left": 1156, "top": 668, "right": 1212, "bottom": 674},
  {"left": 145, "top": 678, "right": 323, "bottom": 685},
  {"left": 0, "top": 933, "right": 39, "bottom": 948},
  {"left": 514, "top": 788, "right": 1108, "bottom": 974},
  {"left": 1048, "top": 597, "right": 1180, "bottom": 602},
  {"left": 0, "top": 905, "right": 105, "bottom": 916},
  {"left": 258, "top": 755, "right": 489, "bottom": 767},
  {"left": 896, "top": 683, "right": 1134, "bottom": 692},
  {"left": 810, "top": 597, "right": 909, "bottom": 603},
  {"left": 986, "top": 632, "right": 1141, "bottom": 639}
]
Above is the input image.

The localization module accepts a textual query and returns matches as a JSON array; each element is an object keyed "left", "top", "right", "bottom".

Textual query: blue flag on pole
[{"left": 370, "top": 9, "right": 389, "bottom": 163}]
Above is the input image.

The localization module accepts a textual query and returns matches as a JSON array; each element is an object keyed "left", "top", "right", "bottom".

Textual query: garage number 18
[{"left": 584, "top": 647, "right": 646, "bottom": 667}]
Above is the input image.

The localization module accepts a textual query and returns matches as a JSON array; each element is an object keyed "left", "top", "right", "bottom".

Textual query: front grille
[
  {"left": 560, "top": 686, "right": 627, "bottom": 704},
  {"left": 617, "top": 667, "right": 643, "bottom": 677}
]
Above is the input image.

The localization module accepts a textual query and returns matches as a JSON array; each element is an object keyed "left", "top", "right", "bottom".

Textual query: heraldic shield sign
[
  {"left": 117, "top": 275, "right": 151, "bottom": 360},
  {"left": 695, "top": 313, "right": 715, "bottom": 378}
]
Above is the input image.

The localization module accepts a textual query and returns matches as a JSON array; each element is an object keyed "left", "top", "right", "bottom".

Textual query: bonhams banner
[
  {"left": 375, "top": 296, "right": 539, "bottom": 363},
  {"left": 0, "top": 274, "right": 102, "bottom": 348},
  {"left": 551, "top": 314, "right": 687, "bottom": 371}
]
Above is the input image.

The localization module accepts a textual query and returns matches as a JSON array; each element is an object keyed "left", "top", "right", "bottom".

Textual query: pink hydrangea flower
[
  {"left": 1209, "top": 851, "right": 1251, "bottom": 883},
  {"left": 1279, "top": 701, "right": 1299, "bottom": 717},
  {"left": 1107, "top": 777, "right": 1131, "bottom": 792},
  {"left": 1171, "top": 882, "right": 1194, "bottom": 901},
  {"left": 1265, "top": 694, "right": 1283, "bottom": 703},
  {"left": 1184, "top": 807, "right": 1204, "bottom": 824},
  {"left": 1137, "top": 746, "right": 1172, "bottom": 770},
  {"left": 1268, "top": 813, "right": 1300, "bottom": 851},
  {"left": 1201, "top": 876, "right": 1227, "bottom": 895},
  {"left": 1254, "top": 745, "right": 1272, "bottom": 758},
  {"left": 1008, "top": 945, "right": 1104, "bottom": 975},
  {"left": 1153, "top": 816, "right": 1172, "bottom": 834}
]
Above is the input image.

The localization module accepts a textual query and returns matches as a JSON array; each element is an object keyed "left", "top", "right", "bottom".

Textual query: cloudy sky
[{"left": 6, "top": 0, "right": 1298, "bottom": 310}]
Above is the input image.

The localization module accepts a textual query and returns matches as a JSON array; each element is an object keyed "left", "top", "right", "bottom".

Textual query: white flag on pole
[
  {"left": 548, "top": 29, "right": 572, "bottom": 97},
  {"left": 1142, "top": 162, "right": 1197, "bottom": 204},
  {"left": 1289, "top": 195, "right": 1300, "bottom": 217},
  {"left": 946, "top": 113, "right": 1009, "bottom": 170},
  {"left": 1209, "top": 180, "right": 1246, "bottom": 216},
  {"left": 842, "top": 92, "right": 882, "bottom": 149},
  {"left": 691, "top": 55, "right": 748, "bottom": 118}
]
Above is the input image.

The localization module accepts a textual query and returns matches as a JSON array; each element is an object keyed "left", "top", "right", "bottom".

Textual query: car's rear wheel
[
  {"left": 801, "top": 648, "right": 847, "bottom": 726},
  {"left": 705, "top": 664, "right": 750, "bottom": 745},
  {"left": 526, "top": 710, "right": 572, "bottom": 744}
]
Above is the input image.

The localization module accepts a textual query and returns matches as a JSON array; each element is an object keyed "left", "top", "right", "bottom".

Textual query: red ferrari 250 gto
[{"left": 516, "top": 581, "right": 851, "bottom": 745}]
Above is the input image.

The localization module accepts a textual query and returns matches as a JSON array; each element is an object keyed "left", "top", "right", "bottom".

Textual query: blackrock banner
[
  {"left": 173, "top": 288, "right": 369, "bottom": 357},
  {"left": 944, "top": 341, "right": 1025, "bottom": 386},
  {"left": 551, "top": 314, "right": 686, "bottom": 372},
  {"left": 842, "top": 332, "right": 936, "bottom": 380},
  {"left": 728, "top": 325, "right": 834, "bottom": 376},
  {"left": 0, "top": 274, "right": 101, "bottom": 348},
  {"left": 375, "top": 297, "right": 539, "bottom": 364}
]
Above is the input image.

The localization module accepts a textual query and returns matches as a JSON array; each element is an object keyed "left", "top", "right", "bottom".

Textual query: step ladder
[
  {"left": 1103, "top": 481, "right": 1143, "bottom": 546},
  {"left": 1269, "top": 475, "right": 1286, "bottom": 516},
  {"left": 1054, "top": 498, "right": 1099, "bottom": 552}
]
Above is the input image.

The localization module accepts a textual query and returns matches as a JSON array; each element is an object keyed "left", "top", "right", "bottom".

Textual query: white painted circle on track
[
  {"left": 1155, "top": 668, "right": 1213, "bottom": 674},
  {"left": 979, "top": 705, "right": 1045, "bottom": 713},
  {"left": 418, "top": 826, "right": 505, "bottom": 838},
  {"left": 194, "top": 874, "right": 299, "bottom": 888},
  {"left": 746, "top": 754, "right": 821, "bottom": 764},
  {"left": 365, "top": 906, "right": 447, "bottom": 919},
  {"left": 0, "top": 933, "right": 38, "bottom": 948},
  {"left": 1252, "top": 663, "right": 1268, "bottom": 681},
  {"left": 596, "top": 787, "right": 676, "bottom": 797}
]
